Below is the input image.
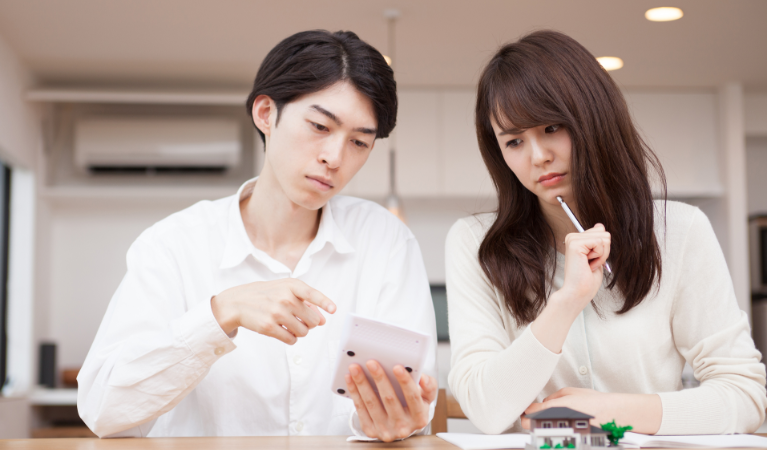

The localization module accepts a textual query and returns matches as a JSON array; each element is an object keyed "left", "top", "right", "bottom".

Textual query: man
[{"left": 77, "top": 30, "right": 438, "bottom": 442}]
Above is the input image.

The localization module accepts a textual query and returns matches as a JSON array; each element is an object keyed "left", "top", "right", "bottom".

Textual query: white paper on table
[
  {"left": 346, "top": 436, "right": 379, "bottom": 442},
  {"left": 620, "top": 432, "right": 767, "bottom": 448},
  {"left": 436, "top": 432, "right": 532, "bottom": 450}
]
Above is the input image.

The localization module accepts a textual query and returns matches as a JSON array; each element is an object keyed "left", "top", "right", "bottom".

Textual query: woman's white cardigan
[{"left": 445, "top": 200, "right": 766, "bottom": 435}]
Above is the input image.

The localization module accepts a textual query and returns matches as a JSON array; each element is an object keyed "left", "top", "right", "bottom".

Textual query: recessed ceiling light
[
  {"left": 645, "top": 7, "right": 684, "bottom": 22},
  {"left": 383, "top": 55, "right": 392, "bottom": 66},
  {"left": 597, "top": 56, "right": 623, "bottom": 71}
]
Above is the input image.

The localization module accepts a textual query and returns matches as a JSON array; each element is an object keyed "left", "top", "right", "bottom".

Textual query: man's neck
[{"left": 240, "top": 168, "right": 321, "bottom": 271}]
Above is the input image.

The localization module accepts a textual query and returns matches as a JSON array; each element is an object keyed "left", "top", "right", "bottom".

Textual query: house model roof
[{"left": 525, "top": 407, "right": 594, "bottom": 420}]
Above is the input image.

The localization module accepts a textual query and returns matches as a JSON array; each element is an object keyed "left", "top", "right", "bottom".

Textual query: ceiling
[{"left": 0, "top": 0, "right": 767, "bottom": 91}]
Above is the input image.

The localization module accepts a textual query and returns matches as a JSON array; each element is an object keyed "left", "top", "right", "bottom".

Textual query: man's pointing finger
[{"left": 289, "top": 279, "right": 337, "bottom": 314}]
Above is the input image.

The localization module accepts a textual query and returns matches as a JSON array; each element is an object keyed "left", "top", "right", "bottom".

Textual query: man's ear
[{"left": 252, "top": 95, "right": 275, "bottom": 137}]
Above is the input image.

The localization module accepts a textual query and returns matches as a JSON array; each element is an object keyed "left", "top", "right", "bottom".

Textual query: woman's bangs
[{"left": 487, "top": 67, "right": 562, "bottom": 133}]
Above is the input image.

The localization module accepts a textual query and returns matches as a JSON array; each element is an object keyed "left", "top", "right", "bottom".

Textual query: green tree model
[{"left": 600, "top": 420, "right": 633, "bottom": 447}]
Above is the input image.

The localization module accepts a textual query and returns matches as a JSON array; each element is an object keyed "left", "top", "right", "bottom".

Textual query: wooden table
[
  {"left": 1, "top": 435, "right": 442, "bottom": 450},
  {"left": 0, "top": 435, "right": 768, "bottom": 450}
]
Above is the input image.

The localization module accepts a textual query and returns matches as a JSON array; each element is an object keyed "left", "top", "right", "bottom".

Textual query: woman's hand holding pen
[
  {"left": 559, "top": 223, "right": 611, "bottom": 308},
  {"left": 530, "top": 224, "right": 610, "bottom": 354},
  {"left": 211, "top": 278, "right": 337, "bottom": 344}
]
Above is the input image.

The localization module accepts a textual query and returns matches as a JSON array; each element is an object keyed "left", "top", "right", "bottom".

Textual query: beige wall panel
[
  {"left": 441, "top": 90, "right": 494, "bottom": 197},
  {"left": 396, "top": 90, "right": 441, "bottom": 197}
]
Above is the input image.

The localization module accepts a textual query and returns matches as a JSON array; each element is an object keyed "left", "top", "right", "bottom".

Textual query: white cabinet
[
  {"left": 623, "top": 91, "right": 722, "bottom": 197},
  {"left": 396, "top": 90, "right": 440, "bottom": 196},
  {"left": 441, "top": 90, "right": 495, "bottom": 197},
  {"left": 346, "top": 88, "right": 494, "bottom": 199},
  {"left": 339, "top": 137, "right": 389, "bottom": 198},
  {"left": 342, "top": 88, "right": 724, "bottom": 200}
]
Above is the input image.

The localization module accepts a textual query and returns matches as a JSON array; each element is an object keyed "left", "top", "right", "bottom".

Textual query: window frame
[{"left": 0, "top": 163, "right": 11, "bottom": 392}]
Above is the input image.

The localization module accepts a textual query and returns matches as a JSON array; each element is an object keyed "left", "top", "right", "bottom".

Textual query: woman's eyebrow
[{"left": 498, "top": 127, "right": 525, "bottom": 136}]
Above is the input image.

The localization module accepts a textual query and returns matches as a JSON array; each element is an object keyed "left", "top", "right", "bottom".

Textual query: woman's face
[{"left": 490, "top": 119, "right": 574, "bottom": 207}]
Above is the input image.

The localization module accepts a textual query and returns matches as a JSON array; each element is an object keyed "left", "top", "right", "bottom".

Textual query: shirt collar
[
  {"left": 311, "top": 197, "right": 356, "bottom": 255},
  {"left": 219, "top": 178, "right": 355, "bottom": 271}
]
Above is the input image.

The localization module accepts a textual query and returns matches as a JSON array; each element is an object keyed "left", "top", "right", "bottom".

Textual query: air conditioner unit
[{"left": 74, "top": 116, "right": 242, "bottom": 173}]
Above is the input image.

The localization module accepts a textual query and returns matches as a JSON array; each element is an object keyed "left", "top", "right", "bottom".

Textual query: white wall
[
  {"left": 0, "top": 33, "right": 37, "bottom": 168},
  {"left": 744, "top": 93, "right": 767, "bottom": 137},
  {"left": 41, "top": 197, "right": 219, "bottom": 368},
  {"left": 745, "top": 136, "right": 767, "bottom": 217}
]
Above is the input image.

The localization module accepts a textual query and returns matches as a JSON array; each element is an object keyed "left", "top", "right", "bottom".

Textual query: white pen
[{"left": 556, "top": 196, "right": 612, "bottom": 274}]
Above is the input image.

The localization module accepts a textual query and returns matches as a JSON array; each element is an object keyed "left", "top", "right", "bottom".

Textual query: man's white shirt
[{"left": 77, "top": 178, "right": 438, "bottom": 438}]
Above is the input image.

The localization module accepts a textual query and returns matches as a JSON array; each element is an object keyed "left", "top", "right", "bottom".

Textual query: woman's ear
[{"left": 252, "top": 95, "right": 275, "bottom": 137}]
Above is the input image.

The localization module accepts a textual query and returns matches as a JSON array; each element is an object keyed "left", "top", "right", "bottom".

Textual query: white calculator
[{"left": 330, "top": 313, "right": 431, "bottom": 408}]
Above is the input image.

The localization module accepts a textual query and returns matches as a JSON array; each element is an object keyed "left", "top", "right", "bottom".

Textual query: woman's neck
[
  {"left": 539, "top": 197, "right": 580, "bottom": 254},
  {"left": 240, "top": 166, "right": 321, "bottom": 270}
]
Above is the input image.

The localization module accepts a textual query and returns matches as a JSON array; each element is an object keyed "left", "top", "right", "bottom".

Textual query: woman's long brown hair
[{"left": 475, "top": 30, "right": 666, "bottom": 325}]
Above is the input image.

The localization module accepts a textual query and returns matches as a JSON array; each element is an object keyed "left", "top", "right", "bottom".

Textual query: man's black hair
[{"left": 246, "top": 30, "right": 397, "bottom": 144}]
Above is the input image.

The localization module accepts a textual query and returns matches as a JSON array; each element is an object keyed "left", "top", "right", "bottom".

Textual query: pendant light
[{"left": 383, "top": 9, "right": 405, "bottom": 222}]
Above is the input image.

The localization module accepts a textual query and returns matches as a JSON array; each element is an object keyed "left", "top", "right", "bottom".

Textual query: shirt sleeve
[
  {"left": 77, "top": 232, "right": 237, "bottom": 438},
  {"left": 347, "top": 231, "right": 439, "bottom": 439},
  {"left": 445, "top": 218, "right": 561, "bottom": 435},
  {"left": 656, "top": 208, "right": 767, "bottom": 435}
]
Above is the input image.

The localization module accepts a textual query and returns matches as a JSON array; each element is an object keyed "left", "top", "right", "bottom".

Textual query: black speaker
[{"left": 39, "top": 342, "right": 56, "bottom": 388}]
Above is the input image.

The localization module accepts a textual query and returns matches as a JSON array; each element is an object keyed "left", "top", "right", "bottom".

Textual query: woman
[{"left": 445, "top": 30, "right": 766, "bottom": 436}]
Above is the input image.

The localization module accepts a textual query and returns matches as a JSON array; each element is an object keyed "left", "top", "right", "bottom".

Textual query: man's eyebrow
[
  {"left": 310, "top": 104, "right": 376, "bottom": 135},
  {"left": 311, "top": 105, "right": 342, "bottom": 125},
  {"left": 354, "top": 127, "right": 377, "bottom": 135}
]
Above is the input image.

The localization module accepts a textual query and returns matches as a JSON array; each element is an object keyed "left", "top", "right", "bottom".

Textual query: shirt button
[
  {"left": 579, "top": 366, "right": 588, "bottom": 375},
  {"left": 214, "top": 347, "right": 225, "bottom": 356},
  {"left": 293, "top": 355, "right": 302, "bottom": 365},
  {"left": 295, "top": 421, "right": 304, "bottom": 432}
]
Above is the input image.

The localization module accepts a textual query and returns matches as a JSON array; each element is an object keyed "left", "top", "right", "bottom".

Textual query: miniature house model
[{"left": 525, "top": 407, "right": 609, "bottom": 449}]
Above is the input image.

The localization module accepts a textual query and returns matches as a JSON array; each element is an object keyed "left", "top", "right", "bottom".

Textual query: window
[
  {"left": 542, "top": 421, "right": 553, "bottom": 428},
  {"left": 430, "top": 285, "right": 448, "bottom": 341},
  {"left": 575, "top": 420, "right": 588, "bottom": 428},
  {"left": 0, "top": 162, "right": 11, "bottom": 392},
  {"left": 558, "top": 421, "right": 569, "bottom": 428}
]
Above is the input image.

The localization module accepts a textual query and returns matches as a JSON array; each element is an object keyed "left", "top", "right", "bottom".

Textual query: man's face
[{"left": 256, "top": 81, "right": 378, "bottom": 210}]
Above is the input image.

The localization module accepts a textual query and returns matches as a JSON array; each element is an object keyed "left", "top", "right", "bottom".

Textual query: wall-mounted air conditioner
[{"left": 74, "top": 116, "right": 242, "bottom": 173}]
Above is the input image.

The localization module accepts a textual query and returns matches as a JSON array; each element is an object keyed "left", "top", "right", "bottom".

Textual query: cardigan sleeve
[
  {"left": 445, "top": 218, "right": 561, "bottom": 434},
  {"left": 656, "top": 208, "right": 766, "bottom": 435}
]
